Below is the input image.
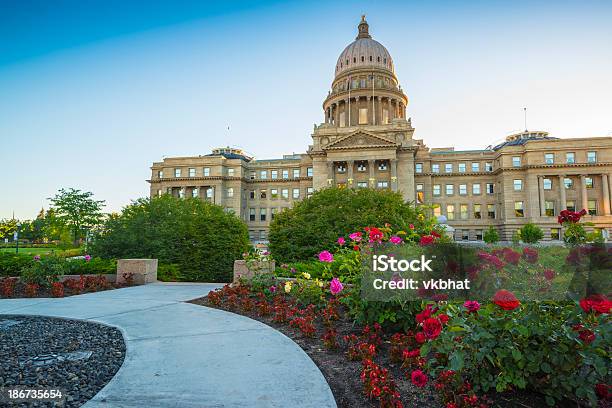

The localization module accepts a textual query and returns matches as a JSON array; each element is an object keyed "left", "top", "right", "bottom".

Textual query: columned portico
[
  {"left": 558, "top": 175, "right": 566, "bottom": 211},
  {"left": 602, "top": 173, "right": 611, "bottom": 215},
  {"left": 580, "top": 175, "right": 588, "bottom": 211}
]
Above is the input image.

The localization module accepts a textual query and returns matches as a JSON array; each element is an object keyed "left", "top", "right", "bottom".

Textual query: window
[
  {"left": 460, "top": 204, "right": 468, "bottom": 220},
  {"left": 206, "top": 188, "right": 213, "bottom": 199},
  {"left": 188, "top": 168, "right": 195, "bottom": 177},
  {"left": 203, "top": 167, "right": 210, "bottom": 177},
  {"left": 474, "top": 204, "right": 482, "bottom": 219},
  {"left": 249, "top": 171, "right": 255, "bottom": 180},
  {"left": 545, "top": 201, "right": 555, "bottom": 216},
  {"left": 432, "top": 164, "right": 440, "bottom": 173},
  {"left": 259, "top": 230, "right": 267, "bottom": 240},
  {"left": 446, "top": 184, "right": 454, "bottom": 195},
  {"left": 357, "top": 182, "right": 367, "bottom": 188},
  {"left": 472, "top": 183, "right": 481, "bottom": 195},
  {"left": 281, "top": 189, "right": 289, "bottom": 199},
  {"left": 415, "top": 163, "right": 423, "bottom": 173},
  {"left": 433, "top": 205, "right": 441, "bottom": 217},
  {"left": 307, "top": 167, "right": 313, "bottom": 177},
  {"left": 292, "top": 188, "right": 300, "bottom": 199},
  {"left": 377, "top": 181, "right": 389, "bottom": 189},
  {"left": 158, "top": 170, "right": 163, "bottom": 178},
  {"left": 543, "top": 178, "right": 552, "bottom": 190},
  {"left": 488, "top": 204, "right": 496, "bottom": 219},
  {"left": 485, "top": 162, "right": 493, "bottom": 172},
  {"left": 471, "top": 162, "right": 480, "bottom": 172},
  {"left": 307, "top": 187, "right": 314, "bottom": 198},
  {"left": 378, "top": 162, "right": 388, "bottom": 171},
  {"left": 270, "top": 189, "right": 279, "bottom": 199},
  {"left": 174, "top": 168, "right": 181, "bottom": 178},
  {"left": 157, "top": 189, "right": 162, "bottom": 197},
  {"left": 249, "top": 208, "right": 256, "bottom": 221},
  {"left": 228, "top": 168, "right": 235, "bottom": 177},
  {"left": 514, "top": 201, "right": 524, "bottom": 217},
  {"left": 382, "top": 109, "right": 389, "bottom": 124},
  {"left": 226, "top": 188, "right": 234, "bottom": 198},
  {"left": 513, "top": 179, "right": 523, "bottom": 191},
  {"left": 178, "top": 188, "right": 185, "bottom": 198},
  {"left": 567, "top": 200, "right": 576, "bottom": 212},
  {"left": 566, "top": 152, "right": 575, "bottom": 164},
  {"left": 260, "top": 189, "right": 267, "bottom": 199},
  {"left": 475, "top": 230, "right": 483, "bottom": 240},
  {"left": 544, "top": 153, "right": 554, "bottom": 164},
  {"left": 271, "top": 208, "right": 277, "bottom": 220},
  {"left": 486, "top": 183, "right": 494, "bottom": 194},
  {"left": 339, "top": 111, "right": 346, "bottom": 127},
  {"left": 260, "top": 208, "right": 267, "bottom": 221},
  {"left": 293, "top": 168, "right": 300, "bottom": 178},
  {"left": 359, "top": 108, "right": 368, "bottom": 124},
  {"left": 461, "top": 230, "right": 469, "bottom": 241},
  {"left": 416, "top": 184, "right": 424, "bottom": 204},
  {"left": 191, "top": 188, "right": 198, "bottom": 198},
  {"left": 588, "top": 200, "right": 597, "bottom": 215},
  {"left": 446, "top": 204, "right": 455, "bottom": 220},
  {"left": 271, "top": 170, "right": 278, "bottom": 179},
  {"left": 585, "top": 177, "right": 594, "bottom": 188},
  {"left": 260, "top": 170, "right": 268, "bottom": 179},
  {"left": 433, "top": 185, "right": 441, "bottom": 196},
  {"left": 550, "top": 228, "right": 560, "bottom": 240},
  {"left": 337, "top": 163, "right": 346, "bottom": 173},
  {"left": 249, "top": 190, "right": 255, "bottom": 199},
  {"left": 282, "top": 169, "right": 289, "bottom": 179},
  {"left": 564, "top": 178, "right": 573, "bottom": 189},
  {"left": 512, "top": 156, "right": 521, "bottom": 167},
  {"left": 357, "top": 163, "right": 367, "bottom": 172},
  {"left": 587, "top": 151, "right": 597, "bottom": 163},
  {"left": 458, "top": 163, "right": 466, "bottom": 173},
  {"left": 445, "top": 163, "right": 453, "bottom": 173},
  {"left": 459, "top": 184, "right": 467, "bottom": 195}
]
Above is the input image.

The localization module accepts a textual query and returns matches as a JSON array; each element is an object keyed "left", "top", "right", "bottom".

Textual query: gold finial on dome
[{"left": 357, "top": 15, "right": 371, "bottom": 39}]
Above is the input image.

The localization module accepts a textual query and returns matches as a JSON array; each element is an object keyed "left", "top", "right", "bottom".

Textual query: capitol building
[{"left": 149, "top": 17, "right": 612, "bottom": 243}]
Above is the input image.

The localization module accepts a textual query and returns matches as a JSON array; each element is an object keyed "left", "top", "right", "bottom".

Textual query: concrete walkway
[{"left": 0, "top": 283, "right": 336, "bottom": 408}]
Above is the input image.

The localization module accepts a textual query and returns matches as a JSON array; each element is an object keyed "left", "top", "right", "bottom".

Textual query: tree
[
  {"left": 519, "top": 223, "right": 544, "bottom": 244},
  {"left": 0, "top": 219, "right": 18, "bottom": 240},
  {"left": 48, "top": 188, "right": 105, "bottom": 246},
  {"left": 90, "top": 195, "right": 249, "bottom": 282},
  {"left": 483, "top": 226, "right": 499, "bottom": 245},
  {"left": 269, "top": 187, "right": 427, "bottom": 262}
]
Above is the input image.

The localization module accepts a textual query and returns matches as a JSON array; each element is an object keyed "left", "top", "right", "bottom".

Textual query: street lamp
[{"left": 15, "top": 222, "right": 21, "bottom": 254}]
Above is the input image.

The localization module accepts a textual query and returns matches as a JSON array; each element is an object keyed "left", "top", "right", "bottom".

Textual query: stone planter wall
[
  {"left": 233, "top": 260, "right": 276, "bottom": 282},
  {"left": 116, "top": 259, "right": 158, "bottom": 285}
]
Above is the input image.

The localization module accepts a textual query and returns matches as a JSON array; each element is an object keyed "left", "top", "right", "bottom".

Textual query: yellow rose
[
  {"left": 284, "top": 281, "right": 293, "bottom": 293},
  {"left": 302, "top": 272, "right": 311, "bottom": 280},
  {"left": 315, "top": 279, "right": 324, "bottom": 288}
]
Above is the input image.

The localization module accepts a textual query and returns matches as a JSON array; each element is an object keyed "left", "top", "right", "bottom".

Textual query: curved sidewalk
[{"left": 0, "top": 283, "right": 336, "bottom": 408}]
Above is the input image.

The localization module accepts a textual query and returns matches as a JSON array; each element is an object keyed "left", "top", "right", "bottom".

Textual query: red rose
[
  {"left": 353, "top": 245, "right": 360, "bottom": 251},
  {"left": 438, "top": 314, "right": 449, "bottom": 324},
  {"left": 579, "top": 329, "right": 595, "bottom": 344},
  {"left": 595, "top": 383, "right": 611, "bottom": 400},
  {"left": 493, "top": 289, "right": 520, "bottom": 311},
  {"left": 410, "top": 369, "right": 428, "bottom": 388},
  {"left": 431, "top": 230, "right": 441, "bottom": 238},
  {"left": 543, "top": 268, "right": 555, "bottom": 281},
  {"left": 416, "top": 305, "right": 433, "bottom": 324},
  {"left": 422, "top": 317, "right": 443, "bottom": 339},
  {"left": 522, "top": 247, "right": 538, "bottom": 263},
  {"left": 579, "top": 294, "right": 611, "bottom": 314},
  {"left": 420, "top": 235, "right": 435, "bottom": 246},
  {"left": 415, "top": 332, "right": 426, "bottom": 344},
  {"left": 502, "top": 248, "right": 521, "bottom": 265}
]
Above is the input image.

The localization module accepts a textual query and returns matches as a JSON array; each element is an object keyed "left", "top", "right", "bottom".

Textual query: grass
[{"left": 0, "top": 247, "right": 62, "bottom": 255}]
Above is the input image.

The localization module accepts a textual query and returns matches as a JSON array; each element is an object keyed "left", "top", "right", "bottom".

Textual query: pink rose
[
  {"left": 330, "top": 277, "right": 343, "bottom": 295},
  {"left": 337, "top": 237, "right": 346, "bottom": 246},
  {"left": 463, "top": 300, "right": 480, "bottom": 313},
  {"left": 389, "top": 236, "right": 402, "bottom": 245},
  {"left": 84, "top": 255, "right": 91, "bottom": 262},
  {"left": 349, "top": 232, "right": 362, "bottom": 242},
  {"left": 318, "top": 250, "right": 334, "bottom": 263}
]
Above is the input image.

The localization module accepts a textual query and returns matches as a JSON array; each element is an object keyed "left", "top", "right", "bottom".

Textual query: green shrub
[
  {"left": 65, "top": 258, "right": 116, "bottom": 275},
  {"left": 269, "top": 187, "right": 424, "bottom": 262},
  {"left": 90, "top": 195, "right": 249, "bottom": 282},
  {"left": 483, "top": 226, "right": 499, "bottom": 245},
  {"left": 20, "top": 256, "right": 65, "bottom": 286},
  {"left": 519, "top": 223, "right": 544, "bottom": 244},
  {"left": 158, "top": 263, "right": 182, "bottom": 282},
  {"left": 425, "top": 301, "right": 610, "bottom": 406},
  {"left": 0, "top": 253, "right": 33, "bottom": 277}
]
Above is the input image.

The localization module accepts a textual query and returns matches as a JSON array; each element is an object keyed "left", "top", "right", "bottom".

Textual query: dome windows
[
  {"left": 369, "top": 56, "right": 372, "bottom": 62},
  {"left": 353, "top": 57, "right": 356, "bottom": 63},
  {"left": 361, "top": 56, "right": 364, "bottom": 62}
]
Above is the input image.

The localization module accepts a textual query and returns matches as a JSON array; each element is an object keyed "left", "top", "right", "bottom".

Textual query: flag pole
[{"left": 348, "top": 77, "right": 351, "bottom": 126}]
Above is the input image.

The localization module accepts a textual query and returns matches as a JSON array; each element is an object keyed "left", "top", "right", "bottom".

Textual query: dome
[{"left": 335, "top": 16, "right": 394, "bottom": 78}]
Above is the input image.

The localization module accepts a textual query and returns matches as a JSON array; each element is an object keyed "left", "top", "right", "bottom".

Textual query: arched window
[
  {"left": 353, "top": 57, "right": 356, "bottom": 63},
  {"left": 384, "top": 58, "right": 387, "bottom": 64},
  {"left": 361, "top": 56, "right": 364, "bottom": 62},
  {"left": 369, "top": 56, "right": 372, "bottom": 62},
  {"left": 346, "top": 59, "right": 349, "bottom": 65},
  {"left": 377, "top": 56, "right": 380, "bottom": 62}
]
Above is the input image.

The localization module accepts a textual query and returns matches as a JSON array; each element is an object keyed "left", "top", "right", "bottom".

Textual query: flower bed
[{"left": 194, "top": 225, "right": 610, "bottom": 407}]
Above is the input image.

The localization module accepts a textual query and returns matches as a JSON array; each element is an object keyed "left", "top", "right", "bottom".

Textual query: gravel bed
[{"left": 0, "top": 315, "right": 126, "bottom": 407}]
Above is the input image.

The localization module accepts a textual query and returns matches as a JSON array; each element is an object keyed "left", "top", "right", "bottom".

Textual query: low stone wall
[
  {"left": 59, "top": 274, "right": 116, "bottom": 283},
  {"left": 233, "top": 260, "right": 276, "bottom": 282},
  {"left": 116, "top": 259, "right": 158, "bottom": 285}
]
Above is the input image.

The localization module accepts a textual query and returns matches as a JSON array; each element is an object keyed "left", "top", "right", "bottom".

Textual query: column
[
  {"left": 580, "top": 175, "right": 588, "bottom": 212},
  {"left": 538, "top": 176, "right": 545, "bottom": 216},
  {"left": 327, "top": 161, "right": 334, "bottom": 186},
  {"left": 558, "top": 175, "right": 566, "bottom": 212},
  {"left": 366, "top": 96, "right": 373, "bottom": 124},
  {"left": 390, "top": 159, "right": 398, "bottom": 192},
  {"left": 376, "top": 96, "right": 382, "bottom": 125},
  {"left": 368, "top": 159, "right": 376, "bottom": 187},
  {"left": 389, "top": 99, "right": 395, "bottom": 120},
  {"left": 333, "top": 103, "right": 338, "bottom": 126},
  {"left": 372, "top": 96, "right": 377, "bottom": 125},
  {"left": 602, "top": 174, "right": 611, "bottom": 215},
  {"left": 347, "top": 160, "right": 354, "bottom": 187}
]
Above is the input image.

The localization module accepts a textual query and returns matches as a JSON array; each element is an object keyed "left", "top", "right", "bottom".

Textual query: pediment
[{"left": 323, "top": 131, "right": 398, "bottom": 150}]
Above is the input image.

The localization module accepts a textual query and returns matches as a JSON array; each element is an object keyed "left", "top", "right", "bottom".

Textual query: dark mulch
[
  {"left": 0, "top": 315, "right": 126, "bottom": 407},
  {"left": 1, "top": 280, "right": 125, "bottom": 299}
]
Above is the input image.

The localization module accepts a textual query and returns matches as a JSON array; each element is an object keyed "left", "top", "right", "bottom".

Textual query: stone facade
[{"left": 148, "top": 17, "right": 612, "bottom": 243}]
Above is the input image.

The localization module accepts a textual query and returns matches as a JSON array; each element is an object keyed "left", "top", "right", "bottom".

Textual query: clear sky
[{"left": 1, "top": 0, "right": 611, "bottom": 219}]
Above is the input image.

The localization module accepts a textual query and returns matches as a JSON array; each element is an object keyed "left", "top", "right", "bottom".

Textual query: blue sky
[{"left": 1, "top": 0, "right": 611, "bottom": 219}]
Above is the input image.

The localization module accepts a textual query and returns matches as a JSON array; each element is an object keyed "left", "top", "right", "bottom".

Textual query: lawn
[{"left": 0, "top": 247, "right": 62, "bottom": 255}]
